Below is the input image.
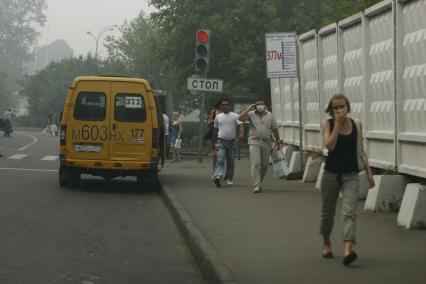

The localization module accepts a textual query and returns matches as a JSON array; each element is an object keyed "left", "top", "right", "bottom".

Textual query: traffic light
[{"left": 195, "top": 29, "right": 210, "bottom": 73}]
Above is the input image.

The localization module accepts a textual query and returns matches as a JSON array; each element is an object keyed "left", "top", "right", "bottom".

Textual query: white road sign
[
  {"left": 265, "top": 32, "right": 298, "bottom": 78},
  {"left": 187, "top": 78, "right": 223, "bottom": 92}
]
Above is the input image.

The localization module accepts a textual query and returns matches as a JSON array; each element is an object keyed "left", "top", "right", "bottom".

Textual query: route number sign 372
[{"left": 265, "top": 32, "right": 298, "bottom": 78}]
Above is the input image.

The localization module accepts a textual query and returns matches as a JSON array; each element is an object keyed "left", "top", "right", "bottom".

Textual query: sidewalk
[{"left": 160, "top": 157, "right": 426, "bottom": 284}]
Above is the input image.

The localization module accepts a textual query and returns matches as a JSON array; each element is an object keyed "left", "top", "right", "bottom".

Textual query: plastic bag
[
  {"left": 271, "top": 147, "right": 290, "bottom": 178},
  {"left": 175, "top": 137, "right": 182, "bottom": 149}
]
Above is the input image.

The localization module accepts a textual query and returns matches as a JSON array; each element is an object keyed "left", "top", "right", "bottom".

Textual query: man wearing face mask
[{"left": 239, "top": 99, "right": 281, "bottom": 193}]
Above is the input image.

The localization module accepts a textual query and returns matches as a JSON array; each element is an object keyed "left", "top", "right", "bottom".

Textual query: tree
[
  {"left": 0, "top": 69, "right": 10, "bottom": 113},
  {"left": 20, "top": 55, "right": 101, "bottom": 123},
  {"left": 0, "top": 0, "right": 47, "bottom": 107},
  {"left": 147, "top": 0, "right": 383, "bottom": 110},
  {"left": 289, "top": 0, "right": 383, "bottom": 32},
  {"left": 105, "top": 13, "right": 164, "bottom": 86},
  {"left": 149, "top": 0, "right": 295, "bottom": 108}
]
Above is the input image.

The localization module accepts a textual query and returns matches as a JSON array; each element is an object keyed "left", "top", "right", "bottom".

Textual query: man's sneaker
[
  {"left": 253, "top": 186, "right": 261, "bottom": 193},
  {"left": 225, "top": 180, "right": 234, "bottom": 186},
  {"left": 214, "top": 176, "right": 221, "bottom": 187}
]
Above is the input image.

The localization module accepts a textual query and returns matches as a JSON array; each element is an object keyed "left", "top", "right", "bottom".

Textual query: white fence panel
[
  {"left": 397, "top": 0, "right": 426, "bottom": 178},
  {"left": 269, "top": 0, "right": 426, "bottom": 179},
  {"left": 292, "top": 80, "right": 301, "bottom": 146},
  {"left": 270, "top": 78, "right": 281, "bottom": 125},
  {"left": 280, "top": 78, "right": 296, "bottom": 145},
  {"left": 318, "top": 24, "right": 339, "bottom": 113},
  {"left": 339, "top": 14, "right": 365, "bottom": 122},
  {"left": 300, "top": 30, "right": 321, "bottom": 152},
  {"left": 364, "top": 1, "right": 396, "bottom": 170}
]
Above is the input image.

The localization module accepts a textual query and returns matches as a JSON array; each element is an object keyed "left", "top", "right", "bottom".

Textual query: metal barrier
[
  {"left": 364, "top": 1, "right": 396, "bottom": 170},
  {"left": 281, "top": 78, "right": 296, "bottom": 145},
  {"left": 270, "top": 0, "right": 426, "bottom": 178},
  {"left": 396, "top": 0, "right": 426, "bottom": 177},
  {"left": 300, "top": 30, "right": 321, "bottom": 152}
]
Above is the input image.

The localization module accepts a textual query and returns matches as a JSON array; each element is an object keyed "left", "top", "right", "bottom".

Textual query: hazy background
[{"left": 38, "top": 0, "right": 155, "bottom": 57}]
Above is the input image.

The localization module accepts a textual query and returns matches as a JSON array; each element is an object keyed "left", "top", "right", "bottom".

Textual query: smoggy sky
[{"left": 38, "top": 0, "right": 155, "bottom": 57}]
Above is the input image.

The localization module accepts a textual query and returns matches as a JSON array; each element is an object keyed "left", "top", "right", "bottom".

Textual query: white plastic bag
[
  {"left": 174, "top": 137, "right": 182, "bottom": 149},
  {"left": 271, "top": 147, "right": 290, "bottom": 178}
]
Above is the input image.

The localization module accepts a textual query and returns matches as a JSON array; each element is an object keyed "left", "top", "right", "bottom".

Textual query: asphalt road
[{"left": 0, "top": 130, "right": 205, "bottom": 284}]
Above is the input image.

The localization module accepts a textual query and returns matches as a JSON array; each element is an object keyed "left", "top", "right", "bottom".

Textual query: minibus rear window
[
  {"left": 114, "top": 93, "right": 147, "bottom": 122},
  {"left": 74, "top": 92, "right": 106, "bottom": 121}
]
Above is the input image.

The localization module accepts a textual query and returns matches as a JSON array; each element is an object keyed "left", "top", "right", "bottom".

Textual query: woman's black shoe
[
  {"left": 343, "top": 251, "right": 357, "bottom": 266},
  {"left": 322, "top": 252, "right": 334, "bottom": 259}
]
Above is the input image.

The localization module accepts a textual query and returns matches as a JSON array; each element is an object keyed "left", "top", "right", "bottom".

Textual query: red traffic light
[{"left": 197, "top": 30, "right": 209, "bottom": 43}]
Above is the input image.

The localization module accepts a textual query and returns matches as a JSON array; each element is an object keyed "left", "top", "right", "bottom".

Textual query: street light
[{"left": 86, "top": 24, "right": 118, "bottom": 59}]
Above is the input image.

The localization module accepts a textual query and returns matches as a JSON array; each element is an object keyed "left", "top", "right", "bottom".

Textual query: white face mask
[{"left": 256, "top": 105, "right": 265, "bottom": 112}]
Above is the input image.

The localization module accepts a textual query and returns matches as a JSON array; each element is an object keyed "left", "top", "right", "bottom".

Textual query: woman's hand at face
[{"left": 334, "top": 112, "right": 346, "bottom": 126}]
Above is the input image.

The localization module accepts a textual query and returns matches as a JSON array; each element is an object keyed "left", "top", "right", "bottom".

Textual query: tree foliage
[
  {"left": 20, "top": 0, "right": 384, "bottom": 120},
  {"left": 0, "top": 0, "right": 46, "bottom": 109},
  {"left": 105, "top": 13, "right": 163, "bottom": 86},
  {"left": 144, "top": 0, "right": 382, "bottom": 108},
  {"left": 20, "top": 56, "right": 100, "bottom": 120},
  {"left": 0, "top": 70, "right": 9, "bottom": 111}
]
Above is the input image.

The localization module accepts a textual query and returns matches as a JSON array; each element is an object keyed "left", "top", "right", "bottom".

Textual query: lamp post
[{"left": 86, "top": 24, "right": 118, "bottom": 59}]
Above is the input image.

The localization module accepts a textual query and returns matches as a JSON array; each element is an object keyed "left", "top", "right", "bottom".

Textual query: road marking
[
  {"left": 41, "top": 155, "right": 59, "bottom": 161},
  {"left": 15, "top": 131, "right": 39, "bottom": 151},
  {"left": 0, "top": 167, "right": 58, "bottom": 172},
  {"left": 8, "top": 154, "right": 28, "bottom": 159}
]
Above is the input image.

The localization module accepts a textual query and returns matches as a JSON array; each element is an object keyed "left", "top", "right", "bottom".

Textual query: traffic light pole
[
  {"left": 197, "top": 72, "right": 207, "bottom": 163},
  {"left": 194, "top": 29, "right": 210, "bottom": 163}
]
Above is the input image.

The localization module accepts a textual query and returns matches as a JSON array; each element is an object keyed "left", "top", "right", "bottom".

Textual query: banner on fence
[{"left": 265, "top": 32, "right": 298, "bottom": 78}]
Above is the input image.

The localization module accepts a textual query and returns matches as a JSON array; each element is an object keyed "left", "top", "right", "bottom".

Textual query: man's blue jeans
[{"left": 213, "top": 140, "right": 235, "bottom": 181}]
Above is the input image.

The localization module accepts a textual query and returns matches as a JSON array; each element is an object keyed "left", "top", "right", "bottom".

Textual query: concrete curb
[
  {"left": 364, "top": 175, "right": 408, "bottom": 212},
  {"left": 398, "top": 183, "right": 426, "bottom": 229},
  {"left": 160, "top": 183, "right": 237, "bottom": 284}
]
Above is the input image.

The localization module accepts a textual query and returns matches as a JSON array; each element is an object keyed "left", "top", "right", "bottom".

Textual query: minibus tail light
[{"left": 60, "top": 125, "right": 67, "bottom": 146}]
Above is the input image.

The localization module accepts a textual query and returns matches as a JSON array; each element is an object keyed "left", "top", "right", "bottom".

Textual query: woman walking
[
  {"left": 320, "top": 94, "right": 375, "bottom": 266},
  {"left": 207, "top": 100, "right": 222, "bottom": 177},
  {"left": 170, "top": 111, "right": 182, "bottom": 163}
]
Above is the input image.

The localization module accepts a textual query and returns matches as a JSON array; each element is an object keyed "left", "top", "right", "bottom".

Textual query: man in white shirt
[
  {"left": 239, "top": 99, "right": 281, "bottom": 193},
  {"left": 213, "top": 99, "right": 243, "bottom": 187}
]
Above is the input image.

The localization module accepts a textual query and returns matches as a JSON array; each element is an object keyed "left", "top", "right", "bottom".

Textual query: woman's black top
[{"left": 324, "top": 118, "right": 359, "bottom": 174}]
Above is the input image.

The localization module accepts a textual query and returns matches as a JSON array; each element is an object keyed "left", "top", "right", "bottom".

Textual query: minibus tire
[
  {"left": 137, "top": 170, "right": 159, "bottom": 190},
  {"left": 69, "top": 172, "right": 81, "bottom": 188},
  {"left": 59, "top": 168, "right": 70, "bottom": 188}
]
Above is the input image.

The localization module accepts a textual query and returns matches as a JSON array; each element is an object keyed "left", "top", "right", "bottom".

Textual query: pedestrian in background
[
  {"left": 170, "top": 111, "right": 182, "bottom": 163},
  {"left": 239, "top": 99, "right": 281, "bottom": 193},
  {"left": 163, "top": 112, "right": 170, "bottom": 159},
  {"left": 0, "top": 118, "right": 3, "bottom": 156},
  {"left": 207, "top": 100, "right": 223, "bottom": 178},
  {"left": 2, "top": 109, "right": 13, "bottom": 137},
  {"left": 212, "top": 98, "right": 243, "bottom": 187},
  {"left": 320, "top": 94, "right": 375, "bottom": 266}
]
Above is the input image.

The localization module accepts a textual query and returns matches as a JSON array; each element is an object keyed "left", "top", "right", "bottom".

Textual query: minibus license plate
[{"left": 74, "top": 144, "right": 102, "bottom": 153}]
